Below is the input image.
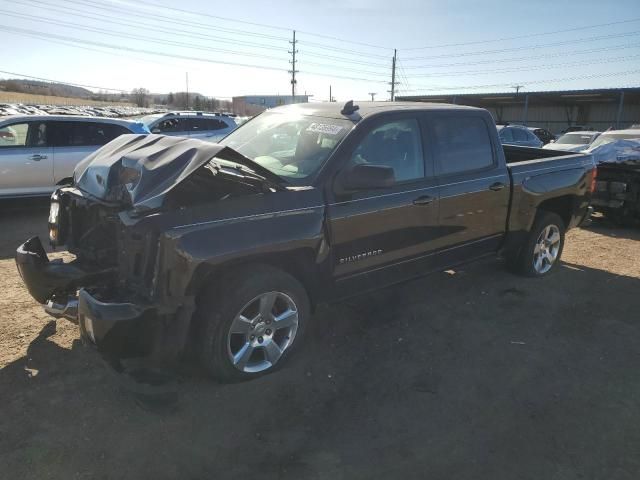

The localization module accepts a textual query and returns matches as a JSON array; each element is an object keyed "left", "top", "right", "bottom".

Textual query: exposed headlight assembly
[{"left": 48, "top": 191, "right": 69, "bottom": 246}]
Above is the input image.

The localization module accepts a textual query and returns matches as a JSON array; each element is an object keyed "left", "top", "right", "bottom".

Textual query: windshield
[
  {"left": 140, "top": 115, "right": 161, "bottom": 127},
  {"left": 588, "top": 132, "right": 640, "bottom": 150},
  {"left": 219, "top": 111, "right": 353, "bottom": 183},
  {"left": 556, "top": 133, "right": 596, "bottom": 145}
]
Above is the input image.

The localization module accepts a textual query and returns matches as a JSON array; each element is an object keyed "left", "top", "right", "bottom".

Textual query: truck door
[
  {"left": 326, "top": 113, "right": 440, "bottom": 297},
  {"left": 0, "top": 121, "right": 54, "bottom": 197},
  {"left": 427, "top": 113, "right": 510, "bottom": 264}
]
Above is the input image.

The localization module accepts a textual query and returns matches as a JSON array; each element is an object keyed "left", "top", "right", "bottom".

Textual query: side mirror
[
  {"left": 550, "top": 139, "right": 556, "bottom": 143},
  {"left": 337, "top": 163, "right": 395, "bottom": 192}
]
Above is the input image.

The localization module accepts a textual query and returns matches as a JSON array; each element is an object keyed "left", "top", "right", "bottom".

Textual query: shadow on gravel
[{"left": 1, "top": 258, "right": 639, "bottom": 479}]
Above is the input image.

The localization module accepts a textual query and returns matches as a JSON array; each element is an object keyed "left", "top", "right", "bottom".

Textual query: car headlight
[{"left": 48, "top": 191, "right": 68, "bottom": 246}]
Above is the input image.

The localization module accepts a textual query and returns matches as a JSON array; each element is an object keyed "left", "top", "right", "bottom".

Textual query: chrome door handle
[
  {"left": 489, "top": 182, "right": 505, "bottom": 191},
  {"left": 413, "top": 195, "right": 435, "bottom": 205},
  {"left": 29, "top": 154, "right": 47, "bottom": 161}
]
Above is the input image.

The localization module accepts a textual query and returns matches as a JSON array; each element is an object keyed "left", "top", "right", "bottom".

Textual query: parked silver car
[
  {"left": 0, "top": 115, "right": 149, "bottom": 198},
  {"left": 141, "top": 111, "right": 237, "bottom": 142},
  {"left": 543, "top": 131, "right": 601, "bottom": 152},
  {"left": 497, "top": 124, "right": 544, "bottom": 148}
]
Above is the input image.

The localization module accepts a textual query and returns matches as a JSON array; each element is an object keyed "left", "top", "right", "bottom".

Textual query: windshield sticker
[{"left": 306, "top": 123, "right": 343, "bottom": 135}]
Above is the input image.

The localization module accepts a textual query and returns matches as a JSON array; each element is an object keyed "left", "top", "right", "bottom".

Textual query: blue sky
[{"left": 1, "top": 0, "right": 639, "bottom": 101}]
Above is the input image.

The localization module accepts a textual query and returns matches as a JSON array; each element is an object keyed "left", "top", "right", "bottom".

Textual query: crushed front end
[{"left": 15, "top": 186, "right": 186, "bottom": 364}]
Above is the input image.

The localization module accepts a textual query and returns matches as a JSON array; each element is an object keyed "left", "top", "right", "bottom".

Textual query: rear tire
[
  {"left": 510, "top": 211, "right": 565, "bottom": 277},
  {"left": 196, "top": 265, "right": 309, "bottom": 383}
]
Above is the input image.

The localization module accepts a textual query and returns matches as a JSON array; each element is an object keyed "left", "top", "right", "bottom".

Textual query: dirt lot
[{"left": 1, "top": 199, "right": 639, "bottom": 479}]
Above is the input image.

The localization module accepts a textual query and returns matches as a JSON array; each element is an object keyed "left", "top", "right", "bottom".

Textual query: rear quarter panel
[{"left": 508, "top": 153, "right": 595, "bottom": 234}]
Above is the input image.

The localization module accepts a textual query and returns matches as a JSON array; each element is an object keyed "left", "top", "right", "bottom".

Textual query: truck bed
[{"left": 503, "top": 144, "right": 578, "bottom": 164}]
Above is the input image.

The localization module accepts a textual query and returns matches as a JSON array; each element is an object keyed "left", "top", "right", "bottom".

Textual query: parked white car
[
  {"left": 141, "top": 111, "right": 237, "bottom": 142},
  {"left": 543, "top": 131, "right": 601, "bottom": 152},
  {"left": 0, "top": 115, "right": 149, "bottom": 198}
]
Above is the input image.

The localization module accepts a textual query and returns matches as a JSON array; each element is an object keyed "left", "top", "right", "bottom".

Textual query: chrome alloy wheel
[
  {"left": 533, "top": 224, "right": 561, "bottom": 274},
  {"left": 226, "top": 291, "right": 299, "bottom": 373}
]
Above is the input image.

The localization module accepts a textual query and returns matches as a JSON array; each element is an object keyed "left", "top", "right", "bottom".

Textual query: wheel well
[
  {"left": 188, "top": 250, "right": 320, "bottom": 310},
  {"left": 537, "top": 195, "right": 573, "bottom": 228}
]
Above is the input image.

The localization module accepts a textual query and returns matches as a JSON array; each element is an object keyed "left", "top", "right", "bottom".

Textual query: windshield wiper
[
  {"left": 215, "top": 146, "right": 288, "bottom": 189},
  {"left": 208, "top": 161, "right": 286, "bottom": 192}
]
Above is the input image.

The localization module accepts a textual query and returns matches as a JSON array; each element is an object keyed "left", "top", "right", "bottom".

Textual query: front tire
[
  {"left": 196, "top": 265, "right": 310, "bottom": 382},
  {"left": 511, "top": 211, "right": 565, "bottom": 277}
]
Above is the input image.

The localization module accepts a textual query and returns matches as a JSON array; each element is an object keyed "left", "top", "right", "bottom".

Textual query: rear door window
[
  {"left": 49, "top": 122, "right": 130, "bottom": 147},
  {"left": 153, "top": 118, "right": 189, "bottom": 133},
  {"left": 189, "top": 118, "right": 230, "bottom": 132},
  {"left": 512, "top": 128, "right": 528, "bottom": 142},
  {"left": 205, "top": 118, "right": 230, "bottom": 130},
  {"left": 432, "top": 116, "right": 495, "bottom": 175},
  {"left": 499, "top": 128, "right": 513, "bottom": 142},
  {"left": 189, "top": 118, "right": 208, "bottom": 132}
]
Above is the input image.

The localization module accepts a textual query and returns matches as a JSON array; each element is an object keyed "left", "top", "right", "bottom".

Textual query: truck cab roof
[{"left": 271, "top": 101, "right": 482, "bottom": 121}]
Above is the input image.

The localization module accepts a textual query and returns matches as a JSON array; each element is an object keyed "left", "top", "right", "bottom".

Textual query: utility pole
[
  {"left": 289, "top": 30, "right": 298, "bottom": 100},
  {"left": 368, "top": 92, "right": 377, "bottom": 101},
  {"left": 185, "top": 72, "right": 189, "bottom": 110},
  {"left": 389, "top": 49, "right": 397, "bottom": 101},
  {"left": 512, "top": 84, "right": 524, "bottom": 96},
  {"left": 329, "top": 85, "right": 333, "bottom": 102}
]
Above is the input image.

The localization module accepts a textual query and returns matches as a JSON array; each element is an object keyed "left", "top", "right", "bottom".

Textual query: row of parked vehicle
[
  {"left": 0, "top": 111, "right": 239, "bottom": 198},
  {"left": 0, "top": 103, "right": 164, "bottom": 118}
]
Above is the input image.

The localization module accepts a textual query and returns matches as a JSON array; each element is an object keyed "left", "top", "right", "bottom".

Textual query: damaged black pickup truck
[{"left": 16, "top": 101, "right": 596, "bottom": 382}]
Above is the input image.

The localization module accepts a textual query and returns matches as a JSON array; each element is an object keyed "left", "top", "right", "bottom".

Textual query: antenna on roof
[{"left": 341, "top": 100, "right": 359, "bottom": 116}]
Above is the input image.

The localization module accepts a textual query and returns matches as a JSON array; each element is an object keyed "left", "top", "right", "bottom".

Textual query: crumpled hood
[
  {"left": 586, "top": 139, "right": 640, "bottom": 168},
  {"left": 74, "top": 134, "right": 276, "bottom": 210}
]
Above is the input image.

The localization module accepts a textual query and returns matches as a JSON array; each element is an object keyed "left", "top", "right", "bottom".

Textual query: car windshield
[
  {"left": 556, "top": 133, "right": 595, "bottom": 145},
  {"left": 219, "top": 111, "right": 353, "bottom": 183},
  {"left": 588, "top": 132, "right": 640, "bottom": 150},
  {"left": 140, "top": 115, "right": 162, "bottom": 127}
]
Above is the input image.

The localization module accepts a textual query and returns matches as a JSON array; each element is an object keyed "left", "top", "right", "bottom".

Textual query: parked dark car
[
  {"left": 497, "top": 124, "right": 543, "bottom": 148},
  {"left": 528, "top": 127, "right": 555, "bottom": 145},
  {"left": 16, "top": 101, "right": 596, "bottom": 383}
]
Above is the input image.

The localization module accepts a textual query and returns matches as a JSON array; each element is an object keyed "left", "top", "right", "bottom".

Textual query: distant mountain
[{"left": 0, "top": 79, "right": 94, "bottom": 98}]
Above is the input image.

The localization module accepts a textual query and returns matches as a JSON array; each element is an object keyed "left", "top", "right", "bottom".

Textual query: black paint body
[{"left": 15, "top": 103, "right": 596, "bottom": 362}]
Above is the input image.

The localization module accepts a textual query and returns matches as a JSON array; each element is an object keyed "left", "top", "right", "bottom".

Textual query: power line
[
  {"left": 298, "top": 50, "right": 389, "bottom": 68},
  {"left": 399, "top": 69, "right": 640, "bottom": 93},
  {"left": 1, "top": 12, "right": 290, "bottom": 63},
  {"left": 12, "top": 0, "right": 289, "bottom": 53},
  {"left": 296, "top": 39, "right": 391, "bottom": 60},
  {"left": 58, "top": 0, "right": 290, "bottom": 41},
  {"left": 6, "top": 8, "right": 392, "bottom": 80},
  {"left": 406, "top": 53, "right": 640, "bottom": 77},
  {"left": 98, "top": 0, "right": 392, "bottom": 50},
  {"left": 0, "top": 25, "right": 390, "bottom": 85},
  {"left": 0, "top": 25, "right": 290, "bottom": 72},
  {"left": 0, "top": 69, "right": 128, "bottom": 92},
  {"left": 401, "top": 30, "right": 640, "bottom": 61},
  {"left": 18, "top": 0, "right": 386, "bottom": 66},
  {"left": 401, "top": 42, "right": 640, "bottom": 70},
  {"left": 402, "top": 17, "right": 640, "bottom": 50}
]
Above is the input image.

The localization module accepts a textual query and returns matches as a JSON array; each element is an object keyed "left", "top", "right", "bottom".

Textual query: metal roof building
[{"left": 397, "top": 87, "right": 640, "bottom": 134}]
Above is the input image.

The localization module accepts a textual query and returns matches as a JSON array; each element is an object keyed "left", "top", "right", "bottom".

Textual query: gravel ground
[{"left": 1, "top": 199, "right": 639, "bottom": 480}]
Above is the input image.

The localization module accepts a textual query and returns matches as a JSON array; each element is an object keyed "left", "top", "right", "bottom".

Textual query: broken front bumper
[{"left": 15, "top": 236, "right": 157, "bottom": 358}]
